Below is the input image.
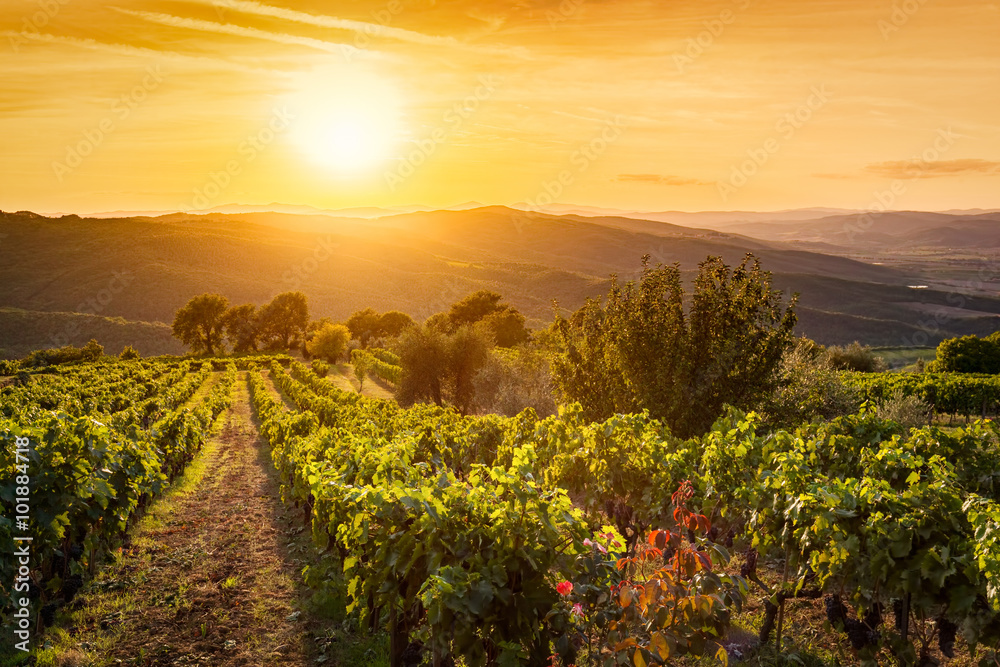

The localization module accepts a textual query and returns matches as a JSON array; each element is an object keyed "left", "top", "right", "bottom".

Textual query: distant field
[{"left": 872, "top": 346, "right": 938, "bottom": 369}]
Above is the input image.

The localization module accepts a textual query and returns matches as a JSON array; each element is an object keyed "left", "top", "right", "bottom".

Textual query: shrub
[
  {"left": 759, "top": 339, "right": 861, "bottom": 427},
  {"left": 119, "top": 345, "right": 140, "bottom": 360},
  {"left": 826, "top": 341, "right": 887, "bottom": 372},
  {"left": 875, "top": 387, "right": 932, "bottom": 428},
  {"left": 472, "top": 349, "right": 556, "bottom": 417},
  {"left": 310, "top": 359, "right": 330, "bottom": 377}
]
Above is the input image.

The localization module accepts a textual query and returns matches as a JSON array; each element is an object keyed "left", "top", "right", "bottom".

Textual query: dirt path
[{"left": 51, "top": 373, "right": 320, "bottom": 667}]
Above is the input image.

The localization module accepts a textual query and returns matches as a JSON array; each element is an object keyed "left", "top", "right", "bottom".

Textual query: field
[{"left": 4, "top": 355, "right": 1000, "bottom": 667}]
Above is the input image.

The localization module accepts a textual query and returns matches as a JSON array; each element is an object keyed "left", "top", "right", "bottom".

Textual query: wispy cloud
[
  {"left": 0, "top": 30, "right": 279, "bottom": 75},
  {"left": 113, "top": 8, "right": 366, "bottom": 58},
  {"left": 616, "top": 173, "right": 710, "bottom": 186},
  {"left": 185, "top": 0, "right": 530, "bottom": 58},
  {"left": 864, "top": 158, "right": 1000, "bottom": 179}
]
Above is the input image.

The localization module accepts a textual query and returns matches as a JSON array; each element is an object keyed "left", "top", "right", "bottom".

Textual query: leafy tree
[
  {"left": 259, "top": 291, "right": 309, "bottom": 350},
  {"left": 352, "top": 350, "right": 370, "bottom": 392},
  {"left": 223, "top": 304, "right": 260, "bottom": 353},
  {"left": 425, "top": 312, "right": 453, "bottom": 334},
  {"left": 308, "top": 317, "right": 335, "bottom": 333},
  {"left": 376, "top": 311, "right": 415, "bottom": 339},
  {"left": 306, "top": 323, "right": 350, "bottom": 363},
  {"left": 346, "top": 308, "right": 381, "bottom": 347},
  {"left": 448, "top": 290, "right": 505, "bottom": 328},
  {"left": 481, "top": 309, "right": 530, "bottom": 348},
  {"left": 447, "top": 325, "right": 491, "bottom": 415},
  {"left": 551, "top": 254, "right": 797, "bottom": 437},
  {"left": 438, "top": 290, "right": 530, "bottom": 346},
  {"left": 933, "top": 333, "right": 1000, "bottom": 374},
  {"left": 172, "top": 293, "right": 229, "bottom": 355},
  {"left": 394, "top": 325, "right": 449, "bottom": 407}
]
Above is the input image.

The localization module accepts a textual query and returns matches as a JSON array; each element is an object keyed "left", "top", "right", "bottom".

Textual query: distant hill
[
  {"left": 701, "top": 211, "right": 1000, "bottom": 250},
  {"left": 1, "top": 206, "right": 998, "bottom": 357}
]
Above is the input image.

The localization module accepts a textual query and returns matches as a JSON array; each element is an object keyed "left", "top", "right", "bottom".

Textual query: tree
[
  {"left": 444, "top": 290, "right": 529, "bottom": 347},
  {"left": 119, "top": 345, "right": 140, "bottom": 361},
  {"left": 425, "top": 312, "right": 453, "bottom": 334},
  {"left": 347, "top": 308, "right": 381, "bottom": 347},
  {"left": 447, "top": 325, "right": 491, "bottom": 415},
  {"left": 932, "top": 333, "right": 1000, "bottom": 373},
  {"left": 259, "top": 292, "right": 309, "bottom": 350},
  {"left": 306, "top": 323, "right": 350, "bottom": 363},
  {"left": 551, "top": 254, "right": 797, "bottom": 438},
  {"left": 481, "top": 309, "right": 530, "bottom": 348},
  {"left": 172, "top": 293, "right": 230, "bottom": 355},
  {"left": 448, "top": 290, "right": 505, "bottom": 328},
  {"left": 394, "top": 325, "right": 449, "bottom": 407},
  {"left": 223, "top": 304, "right": 260, "bottom": 353},
  {"left": 352, "top": 350, "right": 370, "bottom": 392},
  {"left": 376, "top": 311, "right": 416, "bottom": 339}
]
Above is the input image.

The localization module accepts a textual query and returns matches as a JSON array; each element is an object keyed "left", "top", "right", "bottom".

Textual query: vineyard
[
  {"left": 843, "top": 372, "right": 1000, "bottom": 421},
  {"left": 3, "top": 358, "right": 1000, "bottom": 666}
]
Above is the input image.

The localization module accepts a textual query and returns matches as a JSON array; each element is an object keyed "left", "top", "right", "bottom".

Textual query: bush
[
  {"left": 311, "top": 359, "right": 330, "bottom": 377},
  {"left": 473, "top": 349, "right": 556, "bottom": 417},
  {"left": 875, "top": 388, "right": 932, "bottom": 428},
  {"left": 826, "top": 342, "right": 887, "bottom": 372},
  {"left": 119, "top": 345, "right": 140, "bottom": 360},
  {"left": 759, "top": 339, "right": 861, "bottom": 427}
]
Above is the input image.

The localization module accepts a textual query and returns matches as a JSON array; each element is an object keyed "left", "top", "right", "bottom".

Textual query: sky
[{"left": 2, "top": 0, "right": 999, "bottom": 215}]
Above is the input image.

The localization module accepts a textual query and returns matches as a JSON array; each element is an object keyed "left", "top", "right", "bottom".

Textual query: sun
[{"left": 286, "top": 65, "right": 403, "bottom": 176}]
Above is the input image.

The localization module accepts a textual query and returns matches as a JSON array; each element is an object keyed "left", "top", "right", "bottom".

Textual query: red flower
[{"left": 556, "top": 581, "right": 573, "bottom": 596}]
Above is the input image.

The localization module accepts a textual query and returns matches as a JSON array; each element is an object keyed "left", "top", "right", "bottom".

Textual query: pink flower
[
  {"left": 584, "top": 538, "right": 608, "bottom": 554},
  {"left": 556, "top": 581, "right": 573, "bottom": 596},
  {"left": 571, "top": 603, "right": 584, "bottom": 618}
]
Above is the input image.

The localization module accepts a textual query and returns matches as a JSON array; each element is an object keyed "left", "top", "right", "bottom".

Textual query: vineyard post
[{"left": 775, "top": 543, "right": 790, "bottom": 650}]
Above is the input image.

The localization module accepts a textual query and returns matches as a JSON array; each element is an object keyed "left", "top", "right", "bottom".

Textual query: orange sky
[{"left": 2, "top": 0, "right": 999, "bottom": 214}]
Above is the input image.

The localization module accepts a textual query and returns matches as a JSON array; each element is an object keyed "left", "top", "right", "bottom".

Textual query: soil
[{"left": 60, "top": 374, "right": 320, "bottom": 666}]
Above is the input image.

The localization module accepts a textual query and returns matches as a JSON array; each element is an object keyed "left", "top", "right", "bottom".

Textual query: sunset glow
[{"left": 2, "top": 0, "right": 999, "bottom": 214}]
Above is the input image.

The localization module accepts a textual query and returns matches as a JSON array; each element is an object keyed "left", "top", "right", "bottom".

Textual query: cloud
[
  {"left": 113, "top": 8, "right": 367, "bottom": 58},
  {"left": 616, "top": 173, "right": 710, "bottom": 186},
  {"left": 0, "top": 30, "right": 278, "bottom": 75},
  {"left": 864, "top": 158, "right": 1000, "bottom": 179},
  {"left": 186, "top": 0, "right": 530, "bottom": 58}
]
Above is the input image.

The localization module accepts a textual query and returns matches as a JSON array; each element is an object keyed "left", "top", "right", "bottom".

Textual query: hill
[{"left": 1, "top": 207, "right": 998, "bottom": 356}]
